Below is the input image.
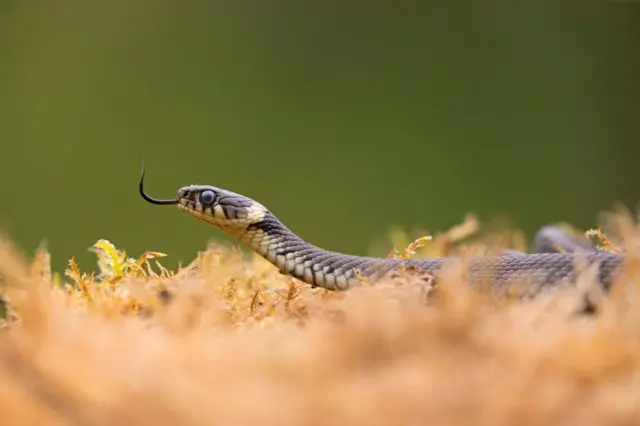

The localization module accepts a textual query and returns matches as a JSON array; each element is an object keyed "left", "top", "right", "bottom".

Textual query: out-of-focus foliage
[{"left": 2, "top": 206, "right": 640, "bottom": 424}]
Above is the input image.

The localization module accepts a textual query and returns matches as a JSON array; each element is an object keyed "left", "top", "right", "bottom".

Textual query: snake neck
[{"left": 238, "top": 211, "right": 399, "bottom": 290}]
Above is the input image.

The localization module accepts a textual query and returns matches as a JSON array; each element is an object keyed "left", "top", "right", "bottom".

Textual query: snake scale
[{"left": 139, "top": 165, "right": 624, "bottom": 298}]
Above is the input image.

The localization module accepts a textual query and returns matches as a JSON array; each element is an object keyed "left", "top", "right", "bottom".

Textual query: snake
[{"left": 138, "top": 165, "right": 624, "bottom": 298}]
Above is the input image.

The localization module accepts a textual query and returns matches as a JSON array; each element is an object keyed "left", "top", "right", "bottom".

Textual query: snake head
[
  {"left": 138, "top": 163, "right": 268, "bottom": 235},
  {"left": 176, "top": 185, "right": 268, "bottom": 232}
]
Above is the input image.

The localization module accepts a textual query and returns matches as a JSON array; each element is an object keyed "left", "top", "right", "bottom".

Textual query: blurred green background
[{"left": 1, "top": 1, "right": 639, "bottom": 274}]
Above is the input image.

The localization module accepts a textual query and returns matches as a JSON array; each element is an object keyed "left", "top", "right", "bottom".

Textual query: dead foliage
[{"left": 1, "top": 206, "right": 640, "bottom": 425}]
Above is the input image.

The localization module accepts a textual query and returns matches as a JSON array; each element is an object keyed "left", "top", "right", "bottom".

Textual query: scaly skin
[{"left": 139, "top": 169, "right": 624, "bottom": 297}]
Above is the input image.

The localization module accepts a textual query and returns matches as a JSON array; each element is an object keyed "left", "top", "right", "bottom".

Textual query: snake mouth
[
  {"left": 177, "top": 195, "right": 204, "bottom": 212},
  {"left": 178, "top": 198, "right": 198, "bottom": 211},
  {"left": 177, "top": 201, "right": 219, "bottom": 228}
]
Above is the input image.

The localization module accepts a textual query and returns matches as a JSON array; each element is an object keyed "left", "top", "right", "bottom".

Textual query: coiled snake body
[{"left": 139, "top": 166, "right": 624, "bottom": 297}]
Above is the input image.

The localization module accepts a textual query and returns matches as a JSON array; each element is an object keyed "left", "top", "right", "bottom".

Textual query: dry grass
[{"left": 2, "top": 208, "right": 640, "bottom": 426}]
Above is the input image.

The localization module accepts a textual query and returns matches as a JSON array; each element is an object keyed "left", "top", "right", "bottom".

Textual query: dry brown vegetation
[{"left": 2, "top": 209, "right": 640, "bottom": 426}]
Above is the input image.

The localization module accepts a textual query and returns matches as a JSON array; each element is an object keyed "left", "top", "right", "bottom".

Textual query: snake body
[{"left": 139, "top": 166, "right": 624, "bottom": 297}]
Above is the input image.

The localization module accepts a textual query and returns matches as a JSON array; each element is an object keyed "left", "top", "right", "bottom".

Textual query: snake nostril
[{"left": 178, "top": 189, "right": 189, "bottom": 199}]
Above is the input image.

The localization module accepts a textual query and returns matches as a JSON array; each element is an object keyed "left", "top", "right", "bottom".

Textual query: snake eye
[{"left": 199, "top": 190, "right": 215, "bottom": 205}]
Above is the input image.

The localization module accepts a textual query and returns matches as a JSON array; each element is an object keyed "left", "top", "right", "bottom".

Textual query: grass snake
[{"left": 139, "top": 165, "right": 624, "bottom": 298}]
